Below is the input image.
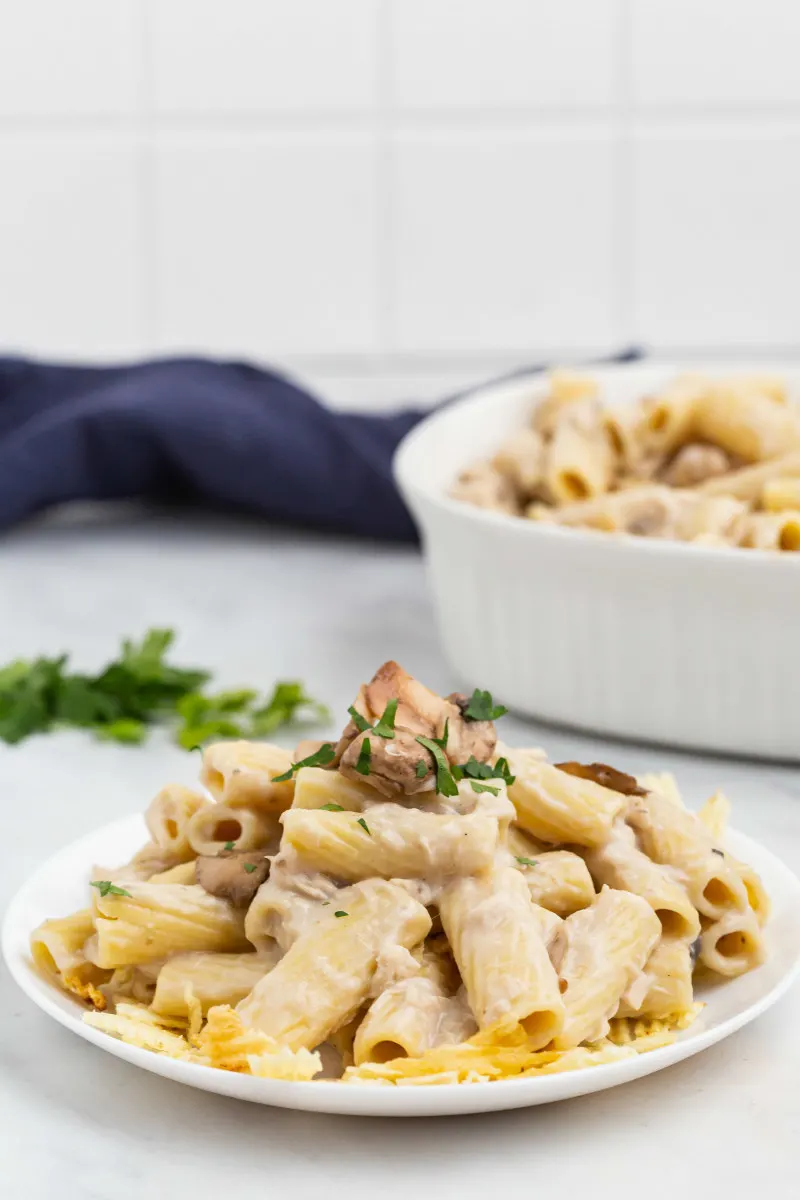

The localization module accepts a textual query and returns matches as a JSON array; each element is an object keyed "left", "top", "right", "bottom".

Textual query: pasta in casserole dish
[{"left": 451, "top": 369, "right": 800, "bottom": 551}]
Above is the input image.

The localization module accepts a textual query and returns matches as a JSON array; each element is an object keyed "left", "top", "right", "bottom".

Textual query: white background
[{"left": 1, "top": 0, "right": 799, "bottom": 408}]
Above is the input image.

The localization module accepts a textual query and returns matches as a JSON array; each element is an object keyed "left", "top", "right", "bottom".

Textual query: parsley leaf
[
  {"left": 348, "top": 705, "right": 372, "bottom": 733},
  {"left": 334, "top": 910, "right": 348, "bottom": 918},
  {"left": 272, "top": 742, "right": 336, "bottom": 783},
  {"left": 415, "top": 760, "right": 428, "bottom": 779},
  {"left": 90, "top": 880, "right": 132, "bottom": 899},
  {"left": 224, "top": 841, "right": 236, "bottom": 850},
  {"left": 320, "top": 802, "right": 345, "bottom": 812},
  {"left": 470, "top": 781, "right": 499, "bottom": 795},
  {"left": 373, "top": 699, "right": 398, "bottom": 740},
  {"left": 456, "top": 755, "right": 516, "bottom": 787},
  {"left": 357, "top": 817, "right": 371, "bottom": 835},
  {"left": 515, "top": 856, "right": 538, "bottom": 868},
  {"left": 243, "top": 863, "right": 258, "bottom": 874},
  {"left": 415, "top": 735, "right": 458, "bottom": 798},
  {"left": 464, "top": 689, "right": 508, "bottom": 723},
  {"left": 354, "top": 737, "right": 372, "bottom": 776},
  {"left": 0, "top": 629, "right": 329, "bottom": 750}
]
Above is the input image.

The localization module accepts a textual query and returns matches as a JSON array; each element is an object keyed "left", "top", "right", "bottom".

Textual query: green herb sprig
[
  {"left": 90, "top": 880, "right": 132, "bottom": 899},
  {"left": 272, "top": 742, "right": 336, "bottom": 783},
  {"left": 347, "top": 699, "right": 398, "bottom": 741},
  {"left": 0, "top": 629, "right": 330, "bottom": 749},
  {"left": 464, "top": 689, "right": 508, "bottom": 723}
]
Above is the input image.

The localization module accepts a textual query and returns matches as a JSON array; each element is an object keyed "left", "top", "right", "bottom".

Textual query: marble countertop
[{"left": 1, "top": 509, "right": 798, "bottom": 1200}]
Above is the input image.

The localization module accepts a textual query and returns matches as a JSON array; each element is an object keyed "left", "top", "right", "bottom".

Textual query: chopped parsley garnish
[
  {"left": 712, "top": 848, "right": 725, "bottom": 857},
  {"left": 347, "top": 699, "right": 398, "bottom": 740},
  {"left": 90, "top": 880, "right": 132, "bottom": 899},
  {"left": 272, "top": 742, "right": 336, "bottom": 783},
  {"left": 0, "top": 627, "right": 330, "bottom": 749},
  {"left": 357, "top": 817, "right": 371, "bottom": 835},
  {"left": 347, "top": 706, "right": 372, "bottom": 734},
  {"left": 470, "top": 781, "right": 499, "bottom": 795},
  {"left": 416, "top": 734, "right": 458, "bottom": 798},
  {"left": 515, "top": 856, "right": 538, "bottom": 868},
  {"left": 354, "top": 737, "right": 372, "bottom": 776},
  {"left": 373, "top": 699, "right": 398, "bottom": 739},
  {"left": 224, "top": 840, "right": 235, "bottom": 851},
  {"left": 243, "top": 863, "right": 258, "bottom": 874},
  {"left": 464, "top": 689, "right": 508, "bottom": 723},
  {"left": 415, "top": 760, "right": 428, "bottom": 779},
  {"left": 457, "top": 755, "right": 516, "bottom": 787},
  {"left": 320, "top": 802, "right": 345, "bottom": 812},
  {"left": 334, "top": 910, "right": 348, "bottom": 918}
]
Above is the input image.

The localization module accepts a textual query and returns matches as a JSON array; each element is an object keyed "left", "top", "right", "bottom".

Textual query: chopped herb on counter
[{"left": 0, "top": 628, "right": 330, "bottom": 750}]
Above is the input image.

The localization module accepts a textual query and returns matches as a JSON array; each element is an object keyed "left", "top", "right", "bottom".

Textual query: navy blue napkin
[{"left": 0, "top": 352, "right": 638, "bottom": 542}]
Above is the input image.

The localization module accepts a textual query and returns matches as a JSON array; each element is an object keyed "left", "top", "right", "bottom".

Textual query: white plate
[{"left": 4, "top": 814, "right": 799, "bottom": 1117}]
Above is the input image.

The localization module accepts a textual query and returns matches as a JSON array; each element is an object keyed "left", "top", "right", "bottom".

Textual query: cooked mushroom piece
[
  {"left": 554, "top": 761, "right": 647, "bottom": 797},
  {"left": 445, "top": 693, "right": 497, "bottom": 764},
  {"left": 195, "top": 849, "right": 270, "bottom": 906},
  {"left": 335, "top": 663, "right": 499, "bottom": 798},
  {"left": 339, "top": 729, "right": 433, "bottom": 798}
]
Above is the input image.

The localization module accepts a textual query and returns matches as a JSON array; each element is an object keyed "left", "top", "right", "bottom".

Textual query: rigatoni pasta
[
  {"left": 451, "top": 369, "right": 800, "bottom": 551},
  {"left": 31, "top": 660, "right": 771, "bottom": 1087}
]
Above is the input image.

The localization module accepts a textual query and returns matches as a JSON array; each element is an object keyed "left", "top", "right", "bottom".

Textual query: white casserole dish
[{"left": 394, "top": 362, "right": 800, "bottom": 761}]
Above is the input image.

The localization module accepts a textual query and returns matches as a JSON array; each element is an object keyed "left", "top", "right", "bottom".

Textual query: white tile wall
[
  {"left": 0, "top": 0, "right": 799, "bottom": 406},
  {"left": 153, "top": 133, "right": 379, "bottom": 356},
  {"left": 391, "top": 131, "right": 617, "bottom": 352},
  {"left": 390, "top": 0, "right": 620, "bottom": 111}
]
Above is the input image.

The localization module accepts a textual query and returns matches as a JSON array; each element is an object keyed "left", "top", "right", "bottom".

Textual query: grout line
[
  {"left": 613, "top": 0, "right": 635, "bottom": 348},
  {"left": 373, "top": 0, "right": 395, "bottom": 360},
  {"left": 137, "top": 0, "right": 158, "bottom": 351},
  {"left": 5, "top": 109, "right": 800, "bottom": 136}
]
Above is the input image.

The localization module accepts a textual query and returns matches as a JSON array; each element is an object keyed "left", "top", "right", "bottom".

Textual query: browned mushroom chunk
[
  {"left": 195, "top": 849, "right": 270, "bottom": 906},
  {"left": 555, "top": 761, "right": 648, "bottom": 797},
  {"left": 339, "top": 728, "right": 433, "bottom": 798},
  {"left": 336, "top": 662, "right": 498, "bottom": 797},
  {"left": 445, "top": 693, "right": 497, "bottom": 764}
]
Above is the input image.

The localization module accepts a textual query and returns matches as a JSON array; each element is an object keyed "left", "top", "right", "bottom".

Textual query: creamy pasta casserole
[
  {"left": 451, "top": 370, "right": 800, "bottom": 551},
  {"left": 32, "top": 662, "right": 769, "bottom": 1086}
]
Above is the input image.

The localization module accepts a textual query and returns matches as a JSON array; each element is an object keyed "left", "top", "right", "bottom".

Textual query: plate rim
[{"left": 4, "top": 814, "right": 800, "bottom": 1118}]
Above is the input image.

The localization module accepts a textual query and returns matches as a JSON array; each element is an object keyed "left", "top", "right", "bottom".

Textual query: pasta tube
[
  {"left": 734, "top": 511, "right": 800, "bottom": 552},
  {"left": 761, "top": 477, "right": 800, "bottom": 512},
  {"left": 237, "top": 880, "right": 432, "bottom": 1050},
  {"left": 507, "top": 758, "right": 626, "bottom": 847},
  {"left": 514, "top": 850, "right": 596, "bottom": 918},
  {"left": 280, "top": 806, "right": 498, "bottom": 882},
  {"left": 145, "top": 784, "right": 210, "bottom": 862},
  {"left": 244, "top": 854, "right": 341, "bottom": 952},
  {"left": 291, "top": 766, "right": 376, "bottom": 811},
  {"left": 30, "top": 910, "right": 101, "bottom": 988},
  {"left": 543, "top": 400, "right": 614, "bottom": 503},
  {"left": 88, "top": 883, "right": 249, "bottom": 968},
  {"left": 151, "top": 950, "right": 280, "bottom": 1017},
  {"left": 439, "top": 867, "right": 564, "bottom": 1049},
  {"left": 583, "top": 834, "right": 700, "bottom": 941},
  {"left": 699, "top": 450, "right": 800, "bottom": 501},
  {"left": 693, "top": 383, "right": 800, "bottom": 462},
  {"left": 626, "top": 791, "right": 748, "bottom": 919},
  {"left": 201, "top": 740, "right": 295, "bottom": 815},
  {"left": 186, "top": 802, "right": 279, "bottom": 855},
  {"left": 553, "top": 887, "right": 661, "bottom": 1049},
  {"left": 616, "top": 937, "right": 694, "bottom": 1019},
  {"left": 700, "top": 908, "right": 765, "bottom": 978},
  {"left": 354, "top": 972, "right": 476, "bottom": 1065}
]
